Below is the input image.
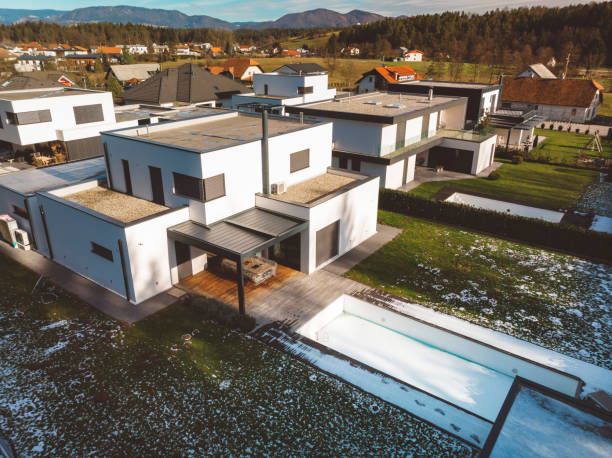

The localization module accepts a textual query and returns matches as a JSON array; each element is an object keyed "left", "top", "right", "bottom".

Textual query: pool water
[{"left": 316, "top": 312, "right": 514, "bottom": 421}]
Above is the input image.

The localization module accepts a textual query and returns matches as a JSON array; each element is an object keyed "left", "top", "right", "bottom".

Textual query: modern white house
[
  {"left": 0, "top": 87, "right": 155, "bottom": 160},
  {"left": 14, "top": 55, "right": 56, "bottom": 72},
  {"left": 389, "top": 80, "right": 501, "bottom": 128},
  {"left": 287, "top": 92, "right": 498, "bottom": 189},
  {"left": 231, "top": 69, "right": 336, "bottom": 114},
  {"left": 501, "top": 77, "right": 603, "bottom": 123},
  {"left": 1, "top": 111, "right": 378, "bottom": 313}
]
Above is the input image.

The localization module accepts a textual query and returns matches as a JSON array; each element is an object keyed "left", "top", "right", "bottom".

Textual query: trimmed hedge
[{"left": 379, "top": 189, "right": 612, "bottom": 262}]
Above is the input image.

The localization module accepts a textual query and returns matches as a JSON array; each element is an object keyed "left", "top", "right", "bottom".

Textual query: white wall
[
  {"left": 124, "top": 206, "right": 190, "bottom": 303},
  {"left": 305, "top": 176, "right": 379, "bottom": 273},
  {"left": 405, "top": 155, "right": 416, "bottom": 182},
  {"left": 327, "top": 118, "right": 384, "bottom": 156},
  {"left": 0, "top": 89, "right": 116, "bottom": 147},
  {"left": 439, "top": 103, "right": 467, "bottom": 129},
  {"left": 506, "top": 101, "right": 594, "bottom": 123},
  {"left": 37, "top": 192, "right": 129, "bottom": 298},
  {"left": 383, "top": 160, "right": 405, "bottom": 189}
]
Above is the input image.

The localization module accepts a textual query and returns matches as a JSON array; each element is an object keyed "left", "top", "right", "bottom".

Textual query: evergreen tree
[{"left": 106, "top": 75, "right": 123, "bottom": 100}]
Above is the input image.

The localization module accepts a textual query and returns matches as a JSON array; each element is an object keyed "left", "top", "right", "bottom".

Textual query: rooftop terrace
[
  {"left": 64, "top": 186, "right": 169, "bottom": 223},
  {"left": 290, "top": 92, "right": 464, "bottom": 122},
  {"left": 117, "top": 112, "right": 314, "bottom": 152}
]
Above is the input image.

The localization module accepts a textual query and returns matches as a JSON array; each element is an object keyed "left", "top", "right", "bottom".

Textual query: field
[
  {"left": 0, "top": 254, "right": 473, "bottom": 456},
  {"left": 598, "top": 93, "right": 612, "bottom": 117},
  {"left": 532, "top": 128, "right": 612, "bottom": 163},
  {"left": 409, "top": 159, "right": 599, "bottom": 210},
  {"left": 346, "top": 212, "right": 611, "bottom": 368},
  {"left": 157, "top": 55, "right": 506, "bottom": 87}
]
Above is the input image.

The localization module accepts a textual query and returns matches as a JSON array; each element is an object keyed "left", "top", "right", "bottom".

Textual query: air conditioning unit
[
  {"left": 14, "top": 228, "right": 30, "bottom": 250},
  {"left": 271, "top": 182, "right": 286, "bottom": 195},
  {"left": 0, "top": 215, "right": 18, "bottom": 246}
]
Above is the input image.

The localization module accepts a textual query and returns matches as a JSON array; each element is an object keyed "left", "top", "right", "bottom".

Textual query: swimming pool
[{"left": 298, "top": 295, "right": 582, "bottom": 422}]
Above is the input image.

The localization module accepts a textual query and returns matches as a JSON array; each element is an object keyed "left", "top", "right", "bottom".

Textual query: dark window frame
[
  {"left": 298, "top": 86, "right": 314, "bottom": 95},
  {"left": 122, "top": 159, "right": 132, "bottom": 196},
  {"left": 173, "top": 172, "right": 204, "bottom": 201},
  {"left": 290, "top": 149, "right": 310, "bottom": 173},
  {"left": 6, "top": 110, "right": 51, "bottom": 125},
  {"left": 73, "top": 104, "right": 104, "bottom": 125},
  {"left": 351, "top": 158, "right": 361, "bottom": 172},
  {"left": 339, "top": 157, "right": 348, "bottom": 169},
  {"left": 91, "top": 242, "right": 113, "bottom": 261}
]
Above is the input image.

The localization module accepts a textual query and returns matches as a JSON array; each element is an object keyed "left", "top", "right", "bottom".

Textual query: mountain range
[{"left": 0, "top": 6, "right": 386, "bottom": 30}]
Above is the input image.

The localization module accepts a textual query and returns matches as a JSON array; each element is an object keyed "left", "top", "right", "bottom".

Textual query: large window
[
  {"left": 290, "top": 149, "right": 310, "bottom": 173},
  {"left": 73, "top": 104, "right": 104, "bottom": 125},
  {"left": 298, "top": 86, "right": 314, "bottom": 95},
  {"left": 316, "top": 220, "right": 340, "bottom": 267},
  {"left": 6, "top": 110, "right": 52, "bottom": 125},
  {"left": 173, "top": 172, "right": 225, "bottom": 202},
  {"left": 91, "top": 242, "right": 113, "bottom": 261}
]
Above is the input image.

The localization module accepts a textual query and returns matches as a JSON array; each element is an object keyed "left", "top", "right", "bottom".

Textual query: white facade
[
  {"left": 119, "top": 45, "right": 149, "bottom": 55},
  {"left": 232, "top": 72, "right": 336, "bottom": 111},
  {"left": 503, "top": 100, "right": 599, "bottom": 123},
  {"left": 405, "top": 51, "right": 423, "bottom": 62},
  {"left": 256, "top": 173, "right": 379, "bottom": 273}
]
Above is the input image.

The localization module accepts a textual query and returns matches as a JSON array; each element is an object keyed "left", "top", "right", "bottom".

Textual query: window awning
[{"left": 167, "top": 207, "right": 308, "bottom": 262}]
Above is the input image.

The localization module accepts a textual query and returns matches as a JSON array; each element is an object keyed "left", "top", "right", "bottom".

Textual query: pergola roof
[{"left": 168, "top": 207, "right": 307, "bottom": 261}]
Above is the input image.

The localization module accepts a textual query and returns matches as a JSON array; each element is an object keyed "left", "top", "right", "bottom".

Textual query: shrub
[
  {"left": 487, "top": 171, "right": 501, "bottom": 180},
  {"left": 512, "top": 155, "right": 523, "bottom": 164},
  {"left": 378, "top": 189, "right": 612, "bottom": 261}
]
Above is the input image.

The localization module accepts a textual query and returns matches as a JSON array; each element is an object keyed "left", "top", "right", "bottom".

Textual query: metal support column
[{"left": 237, "top": 256, "right": 246, "bottom": 315}]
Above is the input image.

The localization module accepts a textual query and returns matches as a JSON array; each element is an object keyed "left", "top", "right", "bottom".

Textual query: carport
[
  {"left": 167, "top": 207, "right": 308, "bottom": 314},
  {"left": 428, "top": 146, "right": 474, "bottom": 174}
]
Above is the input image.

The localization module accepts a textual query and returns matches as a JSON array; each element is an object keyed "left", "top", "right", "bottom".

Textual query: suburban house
[
  {"left": 282, "top": 50, "right": 301, "bottom": 57},
  {"left": 106, "top": 64, "right": 160, "bottom": 86},
  {"left": 403, "top": 50, "right": 424, "bottom": 61},
  {"left": 174, "top": 45, "right": 199, "bottom": 57},
  {"left": 62, "top": 54, "right": 100, "bottom": 72},
  {"left": 517, "top": 63, "right": 557, "bottom": 79},
  {"left": 236, "top": 44, "right": 256, "bottom": 53},
  {"left": 0, "top": 72, "right": 75, "bottom": 90},
  {"left": 273, "top": 63, "right": 328, "bottom": 75},
  {"left": 287, "top": 91, "right": 497, "bottom": 189},
  {"left": 0, "top": 87, "right": 150, "bottom": 160},
  {"left": 118, "top": 45, "right": 149, "bottom": 55},
  {"left": 389, "top": 80, "right": 501, "bottom": 128},
  {"left": 500, "top": 77, "right": 603, "bottom": 123},
  {"left": 121, "top": 63, "right": 249, "bottom": 107},
  {"left": 231, "top": 67, "right": 336, "bottom": 114},
  {"left": 214, "top": 58, "right": 264, "bottom": 82},
  {"left": 94, "top": 47, "right": 122, "bottom": 60},
  {"left": 14, "top": 55, "right": 55, "bottom": 72},
  {"left": 208, "top": 47, "right": 223, "bottom": 57},
  {"left": 152, "top": 44, "right": 169, "bottom": 54},
  {"left": 1, "top": 110, "right": 379, "bottom": 314},
  {"left": 357, "top": 66, "right": 420, "bottom": 93}
]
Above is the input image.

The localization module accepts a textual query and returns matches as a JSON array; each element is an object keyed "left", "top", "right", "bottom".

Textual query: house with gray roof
[
  {"left": 106, "top": 64, "right": 160, "bottom": 86},
  {"left": 518, "top": 63, "right": 557, "bottom": 79},
  {"left": 121, "top": 63, "right": 249, "bottom": 107}
]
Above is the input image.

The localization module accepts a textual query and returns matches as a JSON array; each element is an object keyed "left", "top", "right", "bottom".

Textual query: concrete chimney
[
  {"left": 428, "top": 88, "right": 433, "bottom": 101},
  {"left": 261, "top": 109, "right": 270, "bottom": 194}
]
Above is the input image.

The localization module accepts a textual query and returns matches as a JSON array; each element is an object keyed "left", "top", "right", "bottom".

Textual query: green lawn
[
  {"left": 0, "top": 255, "right": 472, "bottom": 456},
  {"left": 598, "top": 92, "right": 612, "bottom": 117},
  {"left": 410, "top": 159, "right": 599, "bottom": 210},
  {"left": 346, "top": 212, "right": 611, "bottom": 368},
  {"left": 532, "top": 128, "right": 612, "bottom": 162}
]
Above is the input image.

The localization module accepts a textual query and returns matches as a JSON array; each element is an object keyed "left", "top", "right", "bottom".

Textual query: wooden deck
[{"left": 177, "top": 265, "right": 303, "bottom": 310}]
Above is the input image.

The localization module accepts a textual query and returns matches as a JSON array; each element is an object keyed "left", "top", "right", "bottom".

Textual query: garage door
[
  {"left": 316, "top": 221, "right": 339, "bottom": 267},
  {"left": 428, "top": 147, "right": 474, "bottom": 174}
]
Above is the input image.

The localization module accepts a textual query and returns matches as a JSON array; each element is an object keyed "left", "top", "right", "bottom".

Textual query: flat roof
[
  {"left": 115, "top": 112, "right": 315, "bottom": 153},
  {"left": 397, "top": 80, "right": 500, "bottom": 90},
  {"left": 276, "top": 171, "right": 357, "bottom": 205},
  {"left": 0, "top": 88, "right": 100, "bottom": 101},
  {"left": 64, "top": 186, "right": 169, "bottom": 223},
  {"left": 288, "top": 92, "right": 465, "bottom": 124},
  {"left": 0, "top": 157, "right": 106, "bottom": 195},
  {"left": 158, "top": 106, "right": 225, "bottom": 121}
]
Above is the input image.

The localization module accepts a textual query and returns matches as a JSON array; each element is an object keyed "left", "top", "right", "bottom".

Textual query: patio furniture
[
  {"left": 434, "top": 165, "right": 444, "bottom": 173},
  {"left": 221, "top": 256, "right": 277, "bottom": 285}
]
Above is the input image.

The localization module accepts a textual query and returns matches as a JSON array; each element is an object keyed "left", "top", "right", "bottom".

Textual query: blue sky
[{"left": 21, "top": 0, "right": 596, "bottom": 22}]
